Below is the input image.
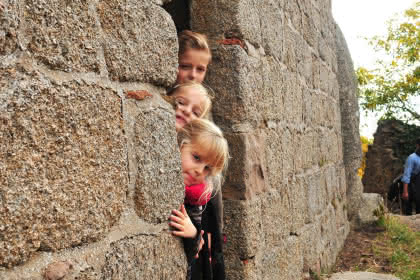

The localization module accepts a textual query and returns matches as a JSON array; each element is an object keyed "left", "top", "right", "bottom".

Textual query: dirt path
[
  {"left": 332, "top": 214, "right": 420, "bottom": 276},
  {"left": 332, "top": 223, "right": 391, "bottom": 274}
]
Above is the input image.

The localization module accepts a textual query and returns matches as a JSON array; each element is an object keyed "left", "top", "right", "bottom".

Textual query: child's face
[
  {"left": 174, "top": 87, "right": 207, "bottom": 131},
  {"left": 180, "top": 143, "right": 212, "bottom": 186},
  {"left": 177, "top": 49, "right": 210, "bottom": 84}
]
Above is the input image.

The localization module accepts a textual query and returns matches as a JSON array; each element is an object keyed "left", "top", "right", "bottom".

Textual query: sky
[{"left": 331, "top": 0, "right": 416, "bottom": 138}]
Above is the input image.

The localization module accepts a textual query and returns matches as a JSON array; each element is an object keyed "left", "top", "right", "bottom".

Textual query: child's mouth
[
  {"left": 184, "top": 173, "right": 194, "bottom": 185},
  {"left": 176, "top": 115, "right": 186, "bottom": 124}
]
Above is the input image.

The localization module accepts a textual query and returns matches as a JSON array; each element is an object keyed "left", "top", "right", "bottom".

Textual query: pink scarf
[{"left": 185, "top": 183, "right": 211, "bottom": 206}]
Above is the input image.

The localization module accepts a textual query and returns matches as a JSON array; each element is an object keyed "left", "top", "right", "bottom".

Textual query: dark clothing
[
  {"left": 388, "top": 174, "right": 403, "bottom": 203},
  {"left": 191, "top": 191, "right": 225, "bottom": 280},
  {"left": 402, "top": 152, "right": 420, "bottom": 215},
  {"left": 183, "top": 203, "right": 204, "bottom": 280},
  {"left": 405, "top": 172, "right": 420, "bottom": 215},
  {"left": 388, "top": 174, "right": 412, "bottom": 215},
  {"left": 183, "top": 183, "right": 209, "bottom": 267}
]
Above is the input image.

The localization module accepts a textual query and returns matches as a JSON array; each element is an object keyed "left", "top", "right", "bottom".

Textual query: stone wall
[
  {"left": 363, "top": 119, "right": 420, "bottom": 197},
  {"left": 191, "top": 0, "right": 351, "bottom": 278},
  {"left": 335, "top": 25, "right": 364, "bottom": 223},
  {"left": 1, "top": 1, "right": 186, "bottom": 279},
  {"left": 0, "top": 0, "right": 360, "bottom": 279}
]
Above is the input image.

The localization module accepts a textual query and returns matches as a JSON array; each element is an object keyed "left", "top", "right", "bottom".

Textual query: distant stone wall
[
  {"left": 0, "top": 0, "right": 360, "bottom": 279},
  {"left": 363, "top": 120, "right": 420, "bottom": 197},
  {"left": 335, "top": 25, "right": 364, "bottom": 223}
]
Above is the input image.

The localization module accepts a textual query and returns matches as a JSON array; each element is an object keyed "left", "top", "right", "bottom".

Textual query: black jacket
[{"left": 191, "top": 191, "right": 225, "bottom": 280}]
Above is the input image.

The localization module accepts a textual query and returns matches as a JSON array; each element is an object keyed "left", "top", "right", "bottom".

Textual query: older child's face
[
  {"left": 180, "top": 144, "right": 211, "bottom": 186},
  {"left": 174, "top": 87, "right": 207, "bottom": 131},
  {"left": 177, "top": 49, "right": 210, "bottom": 84}
]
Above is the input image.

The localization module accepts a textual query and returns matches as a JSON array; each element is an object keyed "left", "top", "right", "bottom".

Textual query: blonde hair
[
  {"left": 178, "top": 30, "right": 212, "bottom": 61},
  {"left": 178, "top": 119, "right": 229, "bottom": 199},
  {"left": 166, "top": 82, "right": 212, "bottom": 119}
]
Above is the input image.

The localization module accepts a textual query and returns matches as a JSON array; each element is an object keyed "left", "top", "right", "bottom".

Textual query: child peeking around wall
[
  {"left": 169, "top": 119, "right": 229, "bottom": 280},
  {"left": 169, "top": 30, "right": 228, "bottom": 280}
]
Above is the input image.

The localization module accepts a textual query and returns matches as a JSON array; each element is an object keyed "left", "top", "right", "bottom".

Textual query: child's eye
[
  {"left": 175, "top": 98, "right": 185, "bottom": 106},
  {"left": 179, "top": 64, "right": 191, "bottom": 70},
  {"left": 193, "top": 154, "right": 201, "bottom": 162},
  {"left": 205, "top": 165, "right": 212, "bottom": 172},
  {"left": 193, "top": 110, "right": 201, "bottom": 117},
  {"left": 197, "top": 67, "right": 206, "bottom": 73}
]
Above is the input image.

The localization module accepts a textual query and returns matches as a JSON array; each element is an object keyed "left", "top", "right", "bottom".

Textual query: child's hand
[
  {"left": 169, "top": 204, "right": 198, "bottom": 238},
  {"left": 194, "top": 230, "right": 205, "bottom": 259}
]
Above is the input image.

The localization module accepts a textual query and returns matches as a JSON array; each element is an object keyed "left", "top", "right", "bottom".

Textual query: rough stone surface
[
  {"left": 328, "top": 272, "right": 400, "bottom": 280},
  {"left": 204, "top": 45, "right": 261, "bottom": 126},
  {"left": 260, "top": 235, "right": 304, "bottom": 280},
  {"left": 192, "top": 0, "right": 355, "bottom": 279},
  {"left": 0, "top": 63, "right": 127, "bottom": 267},
  {"left": 335, "top": 23, "right": 364, "bottom": 222},
  {"left": 44, "top": 261, "right": 73, "bottom": 280},
  {"left": 0, "top": 210, "right": 183, "bottom": 279},
  {"left": 223, "top": 131, "right": 267, "bottom": 200},
  {"left": 0, "top": 0, "right": 20, "bottom": 56},
  {"left": 24, "top": 0, "right": 101, "bottom": 73},
  {"left": 98, "top": 0, "right": 178, "bottom": 86},
  {"left": 101, "top": 232, "right": 186, "bottom": 280},
  {"left": 1, "top": 0, "right": 183, "bottom": 275},
  {"left": 125, "top": 95, "right": 184, "bottom": 223},
  {"left": 224, "top": 199, "right": 262, "bottom": 263},
  {"left": 1, "top": 0, "right": 184, "bottom": 277},
  {"left": 356, "top": 193, "right": 384, "bottom": 224}
]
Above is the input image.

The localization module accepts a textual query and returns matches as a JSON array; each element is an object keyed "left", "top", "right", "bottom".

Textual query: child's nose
[
  {"left": 182, "top": 105, "right": 192, "bottom": 116},
  {"left": 195, "top": 164, "right": 206, "bottom": 175},
  {"left": 189, "top": 69, "right": 197, "bottom": 80}
]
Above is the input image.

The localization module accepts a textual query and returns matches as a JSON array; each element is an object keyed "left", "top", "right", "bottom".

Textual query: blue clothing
[{"left": 401, "top": 152, "right": 420, "bottom": 184}]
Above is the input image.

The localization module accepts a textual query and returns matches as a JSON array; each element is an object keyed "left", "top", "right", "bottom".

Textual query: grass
[
  {"left": 308, "top": 210, "right": 420, "bottom": 280},
  {"left": 373, "top": 214, "right": 420, "bottom": 280}
]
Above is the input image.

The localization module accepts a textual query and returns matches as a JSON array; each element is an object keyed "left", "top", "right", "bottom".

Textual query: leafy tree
[
  {"left": 358, "top": 136, "right": 373, "bottom": 178},
  {"left": 356, "top": 2, "right": 420, "bottom": 122}
]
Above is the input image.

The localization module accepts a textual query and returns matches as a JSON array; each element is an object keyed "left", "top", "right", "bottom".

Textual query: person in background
[{"left": 401, "top": 137, "right": 420, "bottom": 215}]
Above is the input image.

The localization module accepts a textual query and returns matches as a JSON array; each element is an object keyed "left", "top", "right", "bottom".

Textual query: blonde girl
[
  {"left": 166, "top": 82, "right": 212, "bottom": 132},
  {"left": 169, "top": 119, "right": 228, "bottom": 279},
  {"left": 170, "top": 119, "right": 228, "bottom": 234}
]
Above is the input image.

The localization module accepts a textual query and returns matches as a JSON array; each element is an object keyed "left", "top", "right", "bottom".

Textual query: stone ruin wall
[
  {"left": 0, "top": 0, "right": 361, "bottom": 279},
  {"left": 363, "top": 120, "right": 406, "bottom": 197},
  {"left": 363, "top": 120, "right": 420, "bottom": 198}
]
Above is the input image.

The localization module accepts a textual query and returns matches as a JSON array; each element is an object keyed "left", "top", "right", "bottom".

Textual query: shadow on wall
[{"left": 163, "top": 0, "right": 191, "bottom": 33}]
